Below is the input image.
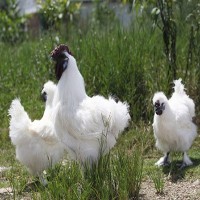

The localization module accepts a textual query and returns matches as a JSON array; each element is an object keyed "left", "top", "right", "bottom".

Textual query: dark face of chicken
[
  {"left": 154, "top": 100, "right": 165, "bottom": 115},
  {"left": 50, "top": 44, "right": 72, "bottom": 81},
  {"left": 41, "top": 91, "right": 47, "bottom": 102},
  {"left": 54, "top": 52, "right": 69, "bottom": 80}
]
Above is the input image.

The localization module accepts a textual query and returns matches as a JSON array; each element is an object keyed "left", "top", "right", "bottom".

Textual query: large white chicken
[
  {"left": 50, "top": 44, "right": 130, "bottom": 165},
  {"left": 152, "top": 78, "right": 197, "bottom": 168},
  {"left": 8, "top": 81, "right": 64, "bottom": 185}
]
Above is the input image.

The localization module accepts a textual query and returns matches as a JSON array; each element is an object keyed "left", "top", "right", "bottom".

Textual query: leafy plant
[
  {"left": 38, "top": 0, "right": 81, "bottom": 30},
  {"left": 0, "top": 0, "right": 27, "bottom": 44}
]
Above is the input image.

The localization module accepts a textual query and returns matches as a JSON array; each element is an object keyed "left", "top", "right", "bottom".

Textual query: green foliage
[
  {"left": 0, "top": 10, "right": 199, "bottom": 130},
  {"left": 38, "top": 0, "right": 81, "bottom": 30},
  {"left": 91, "top": 1, "right": 117, "bottom": 28},
  {"left": 2, "top": 138, "right": 144, "bottom": 199},
  {"left": 0, "top": 0, "right": 27, "bottom": 44},
  {"left": 143, "top": 0, "right": 200, "bottom": 84},
  {"left": 0, "top": 39, "right": 54, "bottom": 136},
  {"left": 149, "top": 168, "right": 164, "bottom": 194}
]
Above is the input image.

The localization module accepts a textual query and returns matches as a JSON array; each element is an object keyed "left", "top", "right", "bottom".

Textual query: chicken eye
[{"left": 155, "top": 102, "right": 160, "bottom": 107}]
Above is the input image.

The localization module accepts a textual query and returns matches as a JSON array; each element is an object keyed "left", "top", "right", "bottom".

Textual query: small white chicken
[
  {"left": 8, "top": 81, "right": 64, "bottom": 185},
  {"left": 50, "top": 44, "right": 130, "bottom": 165},
  {"left": 152, "top": 78, "right": 197, "bottom": 168}
]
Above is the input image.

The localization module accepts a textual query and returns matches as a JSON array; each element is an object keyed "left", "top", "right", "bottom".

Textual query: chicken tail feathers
[
  {"left": 8, "top": 98, "right": 32, "bottom": 145},
  {"left": 173, "top": 78, "right": 186, "bottom": 95},
  {"left": 109, "top": 97, "right": 131, "bottom": 138},
  {"left": 172, "top": 78, "right": 196, "bottom": 118}
]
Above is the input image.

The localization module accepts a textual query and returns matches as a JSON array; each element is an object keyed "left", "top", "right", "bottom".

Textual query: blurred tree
[
  {"left": 37, "top": 0, "right": 81, "bottom": 30},
  {"left": 151, "top": 0, "right": 177, "bottom": 92},
  {"left": 0, "top": 0, "right": 27, "bottom": 44}
]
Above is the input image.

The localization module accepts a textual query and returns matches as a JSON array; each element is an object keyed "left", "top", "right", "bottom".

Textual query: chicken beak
[
  {"left": 155, "top": 107, "right": 163, "bottom": 115},
  {"left": 154, "top": 102, "right": 165, "bottom": 116}
]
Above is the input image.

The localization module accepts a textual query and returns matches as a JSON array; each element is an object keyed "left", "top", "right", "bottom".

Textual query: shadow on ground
[
  {"left": 22, "top": 180, "right": 45, "bottom": 193},
  {"left": 162, "top": 157, "right": 200, "bottom": 182}
]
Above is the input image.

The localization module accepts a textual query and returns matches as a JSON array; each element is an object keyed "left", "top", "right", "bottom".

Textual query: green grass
[
  {"left": 1, "top": 125, "right": 200, "bottom": 199},
  {"left": 149, "top": 168, "right": 165, "bottom": 194},
  {"left": 0, "top": 19, "right": 199, "bottom": 127},
  {"left": 0, "top": 11, "right": 200, "bottom": 199}
]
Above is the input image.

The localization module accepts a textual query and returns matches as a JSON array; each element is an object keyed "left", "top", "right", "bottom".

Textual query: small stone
[
  {"left": 192, "top": 179, "right": 200, "bottom": 186},
  {"left": 0, "top": 187, "right": 12, "bottom": 194},
  {"left": 0, "top": 166, "right": 11, "bottom": 173}
]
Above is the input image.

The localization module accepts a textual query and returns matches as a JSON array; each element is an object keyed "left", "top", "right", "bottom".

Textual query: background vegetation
[{"left": 0, "top": 0, "right": 200, "bottom": 199}]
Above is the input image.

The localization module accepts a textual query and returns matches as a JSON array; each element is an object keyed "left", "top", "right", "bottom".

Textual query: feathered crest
[{"left": 50, "top": 44, "right": 72, "bottom": 61}]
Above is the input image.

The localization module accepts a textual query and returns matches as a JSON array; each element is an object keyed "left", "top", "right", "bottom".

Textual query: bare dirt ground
[{"left": 140, "top": 178, "right": 200, "bottom": 200}]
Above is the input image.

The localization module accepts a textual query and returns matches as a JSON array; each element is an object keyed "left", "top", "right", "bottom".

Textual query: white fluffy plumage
[
  {"left": 152, "top": 78, "right": 197, "bottom": 168},
  {"left": 52, "top": 47, "right": 130, "bottom": 165},
  {"left": 8, "top": 81, "right": 64, "bottom": 185}
]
